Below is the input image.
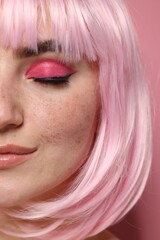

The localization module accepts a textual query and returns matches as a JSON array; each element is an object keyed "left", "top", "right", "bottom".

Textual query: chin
[{"left": 0, "top": 191, "right": 31, "bottom": 208}]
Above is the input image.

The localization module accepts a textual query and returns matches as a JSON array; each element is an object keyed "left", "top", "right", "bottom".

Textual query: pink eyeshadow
[{"left": 26, "top": 59, "right": 76, "bottom": 78}]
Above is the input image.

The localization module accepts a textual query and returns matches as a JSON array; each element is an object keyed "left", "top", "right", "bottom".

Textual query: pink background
[{"left": 111, "top": 0, "right": 160, "bottom": 239}]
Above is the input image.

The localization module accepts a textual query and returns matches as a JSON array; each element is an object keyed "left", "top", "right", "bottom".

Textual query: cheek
[{"left": 38, "top": 92, "right": 98, "bottom": 150}]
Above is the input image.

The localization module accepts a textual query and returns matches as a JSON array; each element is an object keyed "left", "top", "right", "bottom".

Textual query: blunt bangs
[{"left": 0, "top": 0, "right": 98, "bottom": 62}]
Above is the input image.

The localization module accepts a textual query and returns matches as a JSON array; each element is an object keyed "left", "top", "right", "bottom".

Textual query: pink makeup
[
  {"left": 26, "top": 59, "right": 76, "bottom": 79},
  {"left": 0, "top": 144, "right": 37, "bottom": 169}
]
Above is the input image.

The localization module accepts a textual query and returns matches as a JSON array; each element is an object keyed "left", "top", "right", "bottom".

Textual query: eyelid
[{"left": 25, "top": 59, "right": 76, "bottom": 79}]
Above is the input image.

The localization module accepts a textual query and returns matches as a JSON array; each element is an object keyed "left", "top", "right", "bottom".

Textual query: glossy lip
[{"left": 0, "top": 144, "right": 37, "bottom": 169}]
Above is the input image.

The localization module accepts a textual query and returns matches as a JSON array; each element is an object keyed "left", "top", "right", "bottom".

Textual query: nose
[{"left": 0, "top": 88, "right": 23, "bottom": 132}]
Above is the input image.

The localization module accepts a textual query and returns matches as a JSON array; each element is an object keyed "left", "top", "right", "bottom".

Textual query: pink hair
[{"left": 0, "top": 0, "right": 152, "bottom": 239}]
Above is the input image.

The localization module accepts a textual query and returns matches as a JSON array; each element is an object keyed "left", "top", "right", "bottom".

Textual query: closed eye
[
  {"left": 32, "top": 73, "right": 74, "bottom": 85},
  {"left": 25, "top": 59, "right": 76, "bottom": 86}
]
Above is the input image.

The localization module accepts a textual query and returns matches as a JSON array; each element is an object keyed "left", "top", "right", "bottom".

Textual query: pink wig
[{"left": 0, "top": 0, "right": 152, "bottom": 239}]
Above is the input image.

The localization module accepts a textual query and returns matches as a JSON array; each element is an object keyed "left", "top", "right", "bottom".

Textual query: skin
[
  {"left": 0, "top": 35, "right": 118, "bottom": 240},
  {"left": 0, "top": 4, "right": 119, "bottom": 240},
  {"left": 0, "top": 47, "right": 100, "bottom": 208},
  {"left": 87, "top": 231, "right": 119, "bottom": 240},
  {"left": 0, "top": 45, "right": 102, "bottom": 239}
]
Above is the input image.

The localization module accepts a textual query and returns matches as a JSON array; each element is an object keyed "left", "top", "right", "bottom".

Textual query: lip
[{"left": 0, "top": 144, "right": 37, "bottom": 169}]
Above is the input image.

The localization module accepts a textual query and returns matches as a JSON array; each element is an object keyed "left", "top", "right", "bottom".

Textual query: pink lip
[{"left": 0, "top": 144, "right": 37, "bottom": 169}]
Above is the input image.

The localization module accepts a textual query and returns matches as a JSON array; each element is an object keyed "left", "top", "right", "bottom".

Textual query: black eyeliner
[{"left": 33, "top": 73, "right": 74, "bottom": 85}]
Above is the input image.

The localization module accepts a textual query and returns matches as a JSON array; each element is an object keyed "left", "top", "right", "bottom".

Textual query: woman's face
[{"left": 0, "top": 41, "right": 100, "bottom": 207}]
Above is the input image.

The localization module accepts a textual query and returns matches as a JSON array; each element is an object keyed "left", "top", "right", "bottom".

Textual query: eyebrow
[{"left": 14, "top": 40, "right": 62, "bottom": 58}]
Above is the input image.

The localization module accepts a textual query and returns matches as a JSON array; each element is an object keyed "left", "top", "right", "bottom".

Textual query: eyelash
[{"left": 31, "top": 73, "right": 74, "bottom": 85}]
